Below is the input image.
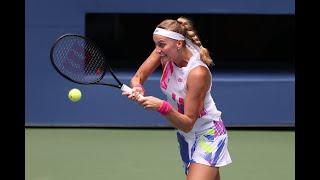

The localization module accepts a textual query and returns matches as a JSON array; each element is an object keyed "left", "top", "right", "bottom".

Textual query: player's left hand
[{"left": 137, "top": 96, "right": 163, "bottom": 111}]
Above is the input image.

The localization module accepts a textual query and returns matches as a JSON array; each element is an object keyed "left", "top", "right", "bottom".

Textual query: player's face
[{"left": 153, "top": 35, "right": 179, "bottom": 63}]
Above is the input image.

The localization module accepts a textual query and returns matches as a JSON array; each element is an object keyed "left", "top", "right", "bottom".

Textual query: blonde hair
[{"left": 157, "top": 17, "right": 214, "bottom": 66}]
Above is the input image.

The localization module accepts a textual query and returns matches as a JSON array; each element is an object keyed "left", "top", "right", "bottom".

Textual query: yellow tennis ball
[{"left": 68, "top": 88, "right": 82, "bottom": 102}]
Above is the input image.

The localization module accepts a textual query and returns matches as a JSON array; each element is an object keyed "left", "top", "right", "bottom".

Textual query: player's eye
[{"left": 157, "top": 42, "right": 165, "bottom": 48}]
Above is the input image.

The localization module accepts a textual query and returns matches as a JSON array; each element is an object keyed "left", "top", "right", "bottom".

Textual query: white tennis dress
[{"left": 160, "top": 42, "right": 232, "bottom": 175}]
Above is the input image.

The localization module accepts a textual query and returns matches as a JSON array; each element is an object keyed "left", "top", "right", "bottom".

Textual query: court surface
[{"left": 25, "top": 128, "right": 294, "bottom": 180}]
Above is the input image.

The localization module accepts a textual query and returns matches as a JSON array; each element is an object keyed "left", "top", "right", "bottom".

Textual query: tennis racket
[{"left": 50, "top": 34, "right": 138, "bottom": 95}]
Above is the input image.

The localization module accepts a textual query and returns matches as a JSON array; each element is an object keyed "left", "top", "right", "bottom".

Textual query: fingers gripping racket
[{"left": 50, "top": 34, "right": 137, "bottom": 95}]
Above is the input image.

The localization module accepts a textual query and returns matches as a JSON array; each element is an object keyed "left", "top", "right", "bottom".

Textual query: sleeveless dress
[{"left": 160, "top": 44, "right": 232, "bottom": 175}]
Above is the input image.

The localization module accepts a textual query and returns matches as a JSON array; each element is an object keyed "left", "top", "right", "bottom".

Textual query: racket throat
[{"left": 98, "top": 83, "right": 122, "bottom": 89}]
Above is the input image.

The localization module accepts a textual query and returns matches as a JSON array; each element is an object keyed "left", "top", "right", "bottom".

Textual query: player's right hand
[{"left": 122, "top": 88, "right": 143, "bottom": 102}]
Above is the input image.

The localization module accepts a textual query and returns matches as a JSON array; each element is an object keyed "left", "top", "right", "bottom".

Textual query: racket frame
[{"left": 50, "top": 34, "right": 123, "bottom": 89}]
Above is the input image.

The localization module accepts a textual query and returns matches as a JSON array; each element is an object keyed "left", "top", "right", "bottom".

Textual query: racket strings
[{"left": 52, "top": 36, "right": 106, "bottom": 84}]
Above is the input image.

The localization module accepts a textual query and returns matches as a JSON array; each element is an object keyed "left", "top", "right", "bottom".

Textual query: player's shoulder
[
  {"left": 189, "top": 65, "right": 210, "bottom": 77},
  {"left": 187, "top": 65, "right": 211, "bottom": 84}
]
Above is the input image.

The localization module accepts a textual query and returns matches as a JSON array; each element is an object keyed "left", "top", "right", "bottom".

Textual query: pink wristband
[
  {"left": 133, "top": 84, "right": 146, "bottom": 94},
  {"left": 157, "top": 101, "right": 172, "bottom": 115}
]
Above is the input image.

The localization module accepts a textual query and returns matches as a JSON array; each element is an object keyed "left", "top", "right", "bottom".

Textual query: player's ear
[{"left": 176, "top": 40, "right": 183, "bottom": 49}]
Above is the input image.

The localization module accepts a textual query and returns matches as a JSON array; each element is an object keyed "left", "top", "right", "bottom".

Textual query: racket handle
[
  {"left": 121, "top": 84, "right": 144, "bottom": 98},
  {"left": 121, "top": 84, "right": 133, "bottom": 93}
]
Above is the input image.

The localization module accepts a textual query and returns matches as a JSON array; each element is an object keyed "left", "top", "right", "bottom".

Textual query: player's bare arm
[{"left": 131, "top": 48, "right": 161, "bottom": 87}]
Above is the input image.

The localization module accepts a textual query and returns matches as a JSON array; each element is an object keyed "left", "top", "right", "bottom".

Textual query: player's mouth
[
  {"left": 159, "top": 52, "right": 166, "bottom": 57},
  {"left": 160, "top": 54, "right": 168, "bottom": 61}
]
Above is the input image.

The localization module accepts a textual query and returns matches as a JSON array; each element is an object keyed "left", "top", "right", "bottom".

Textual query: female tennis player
[{"left": 123, "top": 16, "right": 232, "bottom": 180}]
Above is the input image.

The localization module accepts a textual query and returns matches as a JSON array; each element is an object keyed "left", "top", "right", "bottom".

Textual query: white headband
[{"left": 153, "top": 28, "right": 185, "bottom": 40}]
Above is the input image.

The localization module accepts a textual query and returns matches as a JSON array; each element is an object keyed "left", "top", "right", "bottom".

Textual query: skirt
[{"left": 176, "top": 120, "right": 232, "bottom": 175}]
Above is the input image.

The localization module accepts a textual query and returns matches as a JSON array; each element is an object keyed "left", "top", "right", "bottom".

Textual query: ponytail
[{"left": 177, "top": 17, "right": 214, "bottom": 66}]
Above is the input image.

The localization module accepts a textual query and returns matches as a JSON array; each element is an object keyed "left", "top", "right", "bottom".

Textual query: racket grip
[
  {"left": 121, "top": 84, "right": 133, "bottom": 93},
  {"left": 121, "top": 84, "right": 144, "bottom": 99}
]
